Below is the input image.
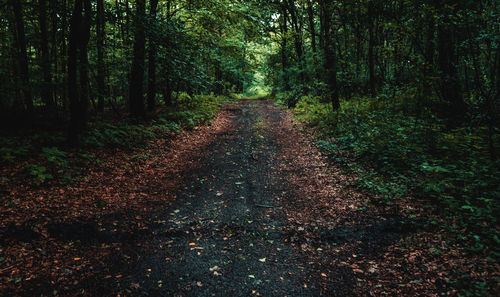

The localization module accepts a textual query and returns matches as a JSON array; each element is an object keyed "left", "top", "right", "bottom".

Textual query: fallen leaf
[
  {"left": 258, "top": 258, "right": 266, "bottom": 262},
  {"left": 189, "top": 242, "right": 196, "bottom": 246},
  {"left": 130, "top": 283, "right": 140, "bottom": 289}
]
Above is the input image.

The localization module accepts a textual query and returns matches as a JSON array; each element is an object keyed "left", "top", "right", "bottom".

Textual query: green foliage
[
  {"left": 26, "top": 164, "right": 53, "bottom": 185},
  {"left": 83, "top": 94, "right": 226, "bottom": 148},
  {"left": 293, "top": 94, "right": 500, "bottom": 252},
  {"left": 84, "top": 123, "right": 154, "bottom": 148},
  {"left": 170, "top": 93, "right": 227, "bottom": 127},
  {"left": 0, "top": 138, "right": 33, "bottom": 163},
  {"left": 41, "top": 147, "right": 68, "bottom": 168}
]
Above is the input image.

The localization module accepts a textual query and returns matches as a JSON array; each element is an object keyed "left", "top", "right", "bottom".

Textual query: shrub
[{"left": 293, "top": 94, "right": 500, "bottom": 250}]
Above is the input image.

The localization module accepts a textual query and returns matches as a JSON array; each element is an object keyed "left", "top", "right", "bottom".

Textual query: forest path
[
  {"left": 123, "top": 99, "right": 322, "bottom": 296},
  {"left": 1, "top": 99, "right": 424, "bottom": 296}
]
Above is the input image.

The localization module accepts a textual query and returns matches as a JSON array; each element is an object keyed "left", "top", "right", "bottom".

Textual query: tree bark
[
  {"left": 147, "top": 0, "right": 159, "bottom": 111},
  {"left": 321, "top": 1, "right": 339, "bottom": 110},
  {"left": 280, "top": 3, "right": 289, "bottom": 91},
  {"left": 11, "top": 0, "right": 33, "bottom": 114},
  {"left": 307, "top": 1, "right": 316, "bottom": 53},
  {"left": 61, "top": 0, "right": 68, "bottom": 111},
  {"left": 435, "top": 1, "right": 467, "bottom": 127},
  {"left": 67, "top": 0, "right": 91, "bottom": 145},
  {"left": 50, "top": 0, "right": 58, "bottom": 108},
  {"left": 129, "top": 0, "right": 146, "bottom": 118},
  {"left": 367, "top": 1, "right": 376, "bottom": 97},
  {"left": 39, "top": 0, "right": 53, "bottom": 109},
  {"left": 285, "top": 0, "right": 305, "bottom": 84},
  {"left": 96, "top": 0, "right": 106, "bottom": 112}
]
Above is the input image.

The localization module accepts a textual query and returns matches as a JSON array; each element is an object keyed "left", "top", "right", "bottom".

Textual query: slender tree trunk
[
  {"left": 79, "top": 0, "right": 91, "bottom": 120},
  {"left": 355, "top": 24, "right": 361, "bottom": 79},
  {"left": 163, "top": 80, "right": 173, "bottom": 106},
  {"left": 322, "top": 1, "right": 339, "bottom": 110},
  {"left": 368, "top": 1, "right": 376, "bottom": 97},
  {"left": 67, "top": 0, "right": 91, "bottom": 145},
  {"left": 129, "top": 0, "right": 146, "bottom": 118},
  {"left": 50, "top": 0, "right": 58, "bottom": 108},
  {"left": 486, "top": 46, "right": 499, "bottom": 161},
  {"left": 39, "top": 0, "right": 53, "bottom": 109},
  {"left": 96, "top": 0, "right": 106, "bottom": 112},
  {"left": 419, "top": 9, "right": 435, "bottom": 115},
  {"left": 147, "top": 0, "right": 159, "bottom": 111},
  {"left": 11, "top": 0, "right": 33, "bottom": 114},
  {"left": 67, "top": 0, "right": 83, "bottom": 145},
  {"left": 286, "top": 0, "right": 305, "bottom": 84},
  {"left": 435, "top": 1, "right": 466, "bottom": 127},
  {"left": 61, "top": 0, "right": 68, "bottom": 111},
  {"left": 125, "top": 0, "right": 131, "bottom": 43},
  {"left": 307, "top": 1, "right": 316, "bottom": 53},
  {"left": 280, "top": 5, "right": 290, "bottom": 90},
  {"left": 319, "top": 3, "right": 324, "bottom": 50},
  {"left": 163, "top": 1, "right": 173, "bottom": 106}
]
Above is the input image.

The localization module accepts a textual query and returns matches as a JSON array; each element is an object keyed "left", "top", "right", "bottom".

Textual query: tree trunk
[
  {"left": 286, "top": 0, "right": 305, "bottom": 84},
  {"left": 61, "top": 0, "right": 68, "bottom": 111},
  {"left": 419, "top": 9, "right": 435, "bottom": 115},
  {"left": 319, "top": 2, "right": 324, "bottom": 50},
  {"left": 367, "top": 1, "right": 376, "bottom": 97},
  {"left": 436, "top": 11, "right": 466, "bottom": 126},
  {"left": 50, "top": 0, "right": 58, "bottom": 108},
  {"left": 79, "top": 0, "right": 91, "bottom": 121},
  {"left": 39, "top": 0, "right": 53, "bottom": 109},
  {"left": 129, "top": 0, "right": 146, "bottom": 118},
  {"left": 307, "top": 1, "right": 316, "bottom": 53},
  {"left": 67, "top": 0, "right": 91, "bottom": 145},
  {"left": 11, "top": 0, "right": 33, "bottom": 115},
  {"left": 280, "top": 4, "right": 289, "bottom": 91},
  {"left": 147, "top": 0, "right": 159, "bottom": 111},
  {"left": 96, "top": 0, "right": 106, "bottom": 112},
  {"left": 215, "top": 59, "right": 223, "bottom": 95},
  {"left": 322, "top": 1, "right": 339, "bottom": 110}
]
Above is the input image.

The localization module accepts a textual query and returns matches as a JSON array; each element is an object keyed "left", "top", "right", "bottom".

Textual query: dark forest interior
[{"left": 0, "top": 1, "right": 499, "bottom": 296}]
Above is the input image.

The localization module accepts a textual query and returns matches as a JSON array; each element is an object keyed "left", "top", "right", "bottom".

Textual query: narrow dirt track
[
  {"left": 83, "top": 99, "right": 423, "bottom": 297},
  {"left": 122, "top": 99, "right": 322, "bottom": 296}
]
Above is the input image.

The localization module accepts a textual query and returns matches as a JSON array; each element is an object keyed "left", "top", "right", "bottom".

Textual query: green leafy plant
[
  {"left": 26, "top": 164, "right": 53, "bottom": 185},
  {"left": 41, "top": 147, "right": 68, "bottom": 168}
]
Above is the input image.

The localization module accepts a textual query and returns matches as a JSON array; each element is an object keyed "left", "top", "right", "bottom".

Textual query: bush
[{"left": 294, "top": 94, "right": 500, "bottom": 251}]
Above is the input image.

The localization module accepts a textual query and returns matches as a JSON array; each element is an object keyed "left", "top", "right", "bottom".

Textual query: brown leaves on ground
[
  {"left": 0, "top": 108, "right": 236, "bottom": 294},
  {"left": 263, "top": 102, "right": 499, "bottom": 296}
]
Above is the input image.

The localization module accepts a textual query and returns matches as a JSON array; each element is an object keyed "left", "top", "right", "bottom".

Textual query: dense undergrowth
[
  {"left": 0, "top": 94, "right": 233, "bottom": 186},
  {"left": 288, "top": 93, "right": 500, "bottom": 258}
]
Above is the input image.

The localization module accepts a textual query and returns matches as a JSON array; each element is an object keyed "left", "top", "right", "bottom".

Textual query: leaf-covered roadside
[
  {"left": 0, "top": 97, "right": 236, "bottom": 295},
  {"left": 266, "top": 101, "right": 499, "bottom": 296}
]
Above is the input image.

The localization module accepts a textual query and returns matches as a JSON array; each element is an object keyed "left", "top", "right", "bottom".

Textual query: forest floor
[{"left": 1, "top": 99, "right": 498, "bottom": 296}]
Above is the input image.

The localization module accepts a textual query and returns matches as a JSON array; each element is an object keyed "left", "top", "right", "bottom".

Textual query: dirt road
[
  {"left": 121, "top": 99, "right": 321, "bottom": 296},
  {"left": 2, "top": 99, "right": 430, "bottom": 296}
]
